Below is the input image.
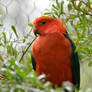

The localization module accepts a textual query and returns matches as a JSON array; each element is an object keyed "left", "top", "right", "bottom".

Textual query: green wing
[
  {"left": 65, "top": 31, "right": 80, "bottom": 89},
  {"left": 31, "top": 55, "right": 36, "bottom": 70}
]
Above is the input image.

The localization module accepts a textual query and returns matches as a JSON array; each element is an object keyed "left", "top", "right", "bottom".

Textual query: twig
[
  {"left": 19, "top": 37, "right": 36, "bottom": 62},
  {"left": 79, "top": 0, "right": 92, "bottom": 11},
  {"left": 80, "top": 0, "right": 88, "bottom": 7},
  {"left": 72, "top": 1, "right": 92, "bottom": 16}
]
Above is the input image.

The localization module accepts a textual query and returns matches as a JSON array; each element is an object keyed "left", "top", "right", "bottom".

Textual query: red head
[{"left": 33, "top": 16, "right": 66, "bottom": 36}]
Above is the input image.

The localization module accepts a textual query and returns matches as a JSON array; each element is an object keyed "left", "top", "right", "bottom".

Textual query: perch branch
[{"left": 19, "top": 37, "right": 36, "bottom": 62}]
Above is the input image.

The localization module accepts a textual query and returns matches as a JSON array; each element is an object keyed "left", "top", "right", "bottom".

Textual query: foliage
[
  {"left": 0, "top": 25, "right": 72, "bottom": 91},
  {"left": 45, "top": 0, "right": 92, "bottom": 65},
  {"left": 0, "top": 0, "right": 92, "bottom": 92}
]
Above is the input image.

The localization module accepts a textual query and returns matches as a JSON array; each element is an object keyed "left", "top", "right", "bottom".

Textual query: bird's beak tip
[{"left": 33, "top": 27, "right": 39, "bottom": 37}]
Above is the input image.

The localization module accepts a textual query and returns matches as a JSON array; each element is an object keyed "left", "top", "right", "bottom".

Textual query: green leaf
[
  {"left": 86, "top": 1, "right": 91, "bottom": 7},
  {"left": 11, "top": 25, "right": 18, "bottom": 38},
  {"left": 78, "top": 1, "right": 82, "bottom": 9},
  {"left": 54, "top": 11, "right": 59, "bottom": 17},
  {"left": 14, "top": 88, "right": 25, "bottom": 92},
  {"left": 9, "top": 57, "right": 15, "bottom": 66},
  {"left": 23, "top": 39, "right": 26, "bottom": 43},
  {"left": 0, "top": 43, "right": 3, "bottom": 46},
  {"left": 27, "top": 42, "right": 30, "bottom": 45},
  {"left": 68, "top": 3, "right": 72, "bottom": 11},
  {"left": 82, "top": 8, "right": 89, "bottom": 14},
  {"left": 28, "top": 23, "right": 33, "bottom": 27},
  {"left": 52, "top": 4, "right": 58, "bottom": 10},
  {"left": 70, "top": 14, "right": 77, "bottom": 19},
  {"left": 70, "top": 20, "right": 73, "bottom": 26},
  {"left": 27, "top": 50, "right": 32, "bottom": 54},
  {"left": 56, "top": 0, "right": 60, "bottom": 8},
  {"left": 0, "top": 24, "right": 3, "bottom": 27},
  {"left": 44, "top": 12, "right": 52, "bottom": 15},
  {"left": 7, "top": 44, "right": 13, "bottom": 55},
  {"left": 60, "top": 1, "right": 64, "bottom": 11},
  {"left": 13, "top": 49, "right": 18, "bottom": 58},
  {"left": 2, "top": 32, "right": 6, "bottom": 44}
]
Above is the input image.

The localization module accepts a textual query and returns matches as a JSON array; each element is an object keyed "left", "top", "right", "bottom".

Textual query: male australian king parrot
[{"left": 31, "top": 16, "right": 80, "bottom": 89}]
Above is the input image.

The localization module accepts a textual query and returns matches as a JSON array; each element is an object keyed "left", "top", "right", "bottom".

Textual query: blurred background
[
  {"left": 0, "top": 0, "right": 52, "bottom": 37},
  {"left": 0, "top": 0, "right": 92, "bottom": 92}
]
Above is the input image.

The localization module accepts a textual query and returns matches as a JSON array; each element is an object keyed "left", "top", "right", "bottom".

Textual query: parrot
[{"left": 31, "top": 16, "right": 80, "bottom": 89}]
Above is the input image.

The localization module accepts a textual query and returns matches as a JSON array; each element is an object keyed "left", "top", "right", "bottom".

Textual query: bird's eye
[{"left": 41, "top": 21, "right": 46, "bottom": 24}]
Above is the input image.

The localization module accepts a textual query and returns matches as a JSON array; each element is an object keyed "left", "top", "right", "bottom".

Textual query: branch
[
  {"left": 79, "top": 0, "right": 92, "bottom": 11},
  {"left": 72, "top": 1, "right": 92, "bottom": 16},
  {"left": 80, "top": 0, "right": 89, "bottom": 7},
  {"left": 19, "top": 37, "right": 36, "bottom": 62}
]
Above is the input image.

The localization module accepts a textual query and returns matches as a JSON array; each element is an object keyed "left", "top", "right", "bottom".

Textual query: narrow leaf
[
  {"left": 44, "top": 12, "right": 52, "bottom": 15},
  {"left": 11, "top": 25, "right": 18, "bottom": 38},
  {"left": 78, "top": 1, "right": 82, "bottom": 9},
  {"left": 2, "top": 32, "right": 6, "bottom": 44},
  {"left": 52, "top": 4, "right": 58, "bottom": 10},
  {"left": 28, "top": 23, "right": 33, "bottom": 27},
  {"left": 56, "top": 0, "right": 60, "bottom": 8},
  {"left": 68, "top": 3, "right": 72, "bottom": 11}
]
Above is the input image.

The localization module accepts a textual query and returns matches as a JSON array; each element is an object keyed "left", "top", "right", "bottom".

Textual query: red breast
[{"left": 32, "top": 32, "right": 73, "bottom": 86}]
